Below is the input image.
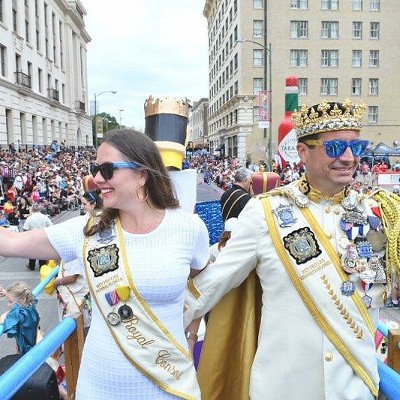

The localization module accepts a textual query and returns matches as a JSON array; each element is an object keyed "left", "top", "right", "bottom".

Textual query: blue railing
[{"left": 0, "top": 317, "right": 76, "bottom": 400}]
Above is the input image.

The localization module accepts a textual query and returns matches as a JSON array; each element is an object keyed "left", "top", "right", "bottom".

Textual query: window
[
  {"left": 370, "top": 22, "right": 379, "bottom": 39},
  {"left": 253, "top": 0, "right": 264, "bottom": 9},
  {"left": 59, "top": 21, "right": 63, "bottom": 69},
  {"left": 370, "top": 0, "right": 380, "bottom": 11},
  {"left": 25, "top": 0, "right": 30, "bottom": 43},
  {"left": 352, "top": 22, "right": 362, "bottom": 39},
  {"left": 253, "top": 106, "right": 259, "bottom": 123},
  {"left": 352, "top": 0, "right": 362, "bottom": 10},
  {"left": 12, "top": 0, "right": 17, "bottom": 33},
  {"left": 38, "top": 68, "right": 42, "bottom": 92},
  {"left": 352, "top": 78, "right": 362, "bottom": 95},
  {"left": 321, "top": 0, "right": 338, "bottom": 10},
  {"left": 291, "top": 0, "right": 308, "bottom": 9},
  {"left": 0, "top": 44, "right": 6, "bottom": 77},
  {"left": 369, "top": 50, "right": 379, "bottom": 67},
  {"left": 253, "top": 78, "right": 263, "bottom": 94},
  {"left": 290, "top": 49, "right": 308, "bottom": 66},
  {"left": 369, "top": 78, "right": 379, "bottom": 95},
  {"left": 321, "top": 21, "right": 339, "bottom": 39},
  {"left": 44, "top": 3, "right": 49, "bottom": 57},
  {"left": 290, "top": 21, "right": 308, "bottom": 38},
  {"left": 321, "top": 78, "right": 338, "bottom": 95},
  {"left": 321, "top": 50, "right": 338, "bottom": 67},
  {"left": 368, "top": 106, "right": 378, "bottom": 122},
  {"left": 253, "top": 20, "right": 263, "bottom": 38},
  {"left": 352, "top": 50, "right": 362, "bottom": 67},
  {"left": 298, "top": 78, "right": 308, "bottom": 95},
  {"left": 253, "top": 49, "right": 263, "bottom": 66}
]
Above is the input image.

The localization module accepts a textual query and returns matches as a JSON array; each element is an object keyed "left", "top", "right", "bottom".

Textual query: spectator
[
  {"left": 0, "top": 281, "right": 39, "bottom": 354},
  {"left": 220, "top": 167, "right": 252, "bottom": 221},
  {"left": 23, "top": 203, "right": 53, "bottom": 270}
]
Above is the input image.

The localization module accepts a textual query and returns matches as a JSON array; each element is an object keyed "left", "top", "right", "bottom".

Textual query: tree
[{"left": 92, "top": 112, "right": 119, "bottom": 133}]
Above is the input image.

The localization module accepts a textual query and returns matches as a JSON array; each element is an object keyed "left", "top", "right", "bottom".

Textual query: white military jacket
[{"left": 185, "top": 182, "right": 385, "bottom": 400}]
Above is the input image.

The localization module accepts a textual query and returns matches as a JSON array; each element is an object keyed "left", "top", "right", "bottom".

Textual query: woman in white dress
[{"left": 0, "top": 129, "right": 210, "bottom": 400}]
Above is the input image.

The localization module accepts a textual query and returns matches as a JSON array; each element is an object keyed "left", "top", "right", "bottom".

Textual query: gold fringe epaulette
[{"left": 372, "top": 189, "right": 400, "bottom": 282}]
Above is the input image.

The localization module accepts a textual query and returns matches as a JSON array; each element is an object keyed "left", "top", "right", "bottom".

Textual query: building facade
[
  {"left": 188, "top": 97, "right": 209, "bottom": 151},
  {"left": 203, "top": 0, "right": 400, "bottom": 166},
  {"left": 0, "top": 0, "right": 91, "bottom": 149}
]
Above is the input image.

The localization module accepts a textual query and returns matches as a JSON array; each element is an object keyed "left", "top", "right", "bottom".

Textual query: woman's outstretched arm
[{"left": 0, "top": 228, "right": 59, "bottom": 261}]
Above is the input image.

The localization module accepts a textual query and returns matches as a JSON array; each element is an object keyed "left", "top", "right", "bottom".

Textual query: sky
[{"left": 83, "top": 1, "right": 209, "bottom": 131}]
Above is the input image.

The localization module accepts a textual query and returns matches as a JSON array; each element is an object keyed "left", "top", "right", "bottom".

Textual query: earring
[{"left": 135, "top": 184, "right": 149, "bottom": 202}]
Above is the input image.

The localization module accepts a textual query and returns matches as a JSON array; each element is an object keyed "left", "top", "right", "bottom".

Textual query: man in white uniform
[{"left": 184, "top": 99, "right": 400, "bottom": 400}]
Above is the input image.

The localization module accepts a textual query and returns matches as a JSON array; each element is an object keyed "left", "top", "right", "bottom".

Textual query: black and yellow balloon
[{"left": 144, "top": 96, "right": 190, "bottom": 170}]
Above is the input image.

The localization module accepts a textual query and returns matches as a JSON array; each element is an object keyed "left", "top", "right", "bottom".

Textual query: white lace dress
[{"left": 45, "top": 208, "right": 209, "bottom": 400}]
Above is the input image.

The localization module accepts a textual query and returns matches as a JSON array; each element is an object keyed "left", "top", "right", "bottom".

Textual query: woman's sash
[
  {"left": 261, "top": 196, "right": 379, "bottom": 398},
  {"left": 83, "top": 217, "right": 200, "bottom": 400}
]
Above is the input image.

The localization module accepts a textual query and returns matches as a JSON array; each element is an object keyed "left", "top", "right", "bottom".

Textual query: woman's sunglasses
[
  {"left": 89, "top": 161, "right": 140, "bottom": 180},
  {"left": 303, "top": 139, "right": 369, "bottom": 158}
]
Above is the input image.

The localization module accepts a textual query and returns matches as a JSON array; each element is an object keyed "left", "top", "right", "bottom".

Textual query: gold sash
[
  {"left": 261, "top": 196, "right": 379, "bottom": 397},
  {"left": 83, "top": 217, "right": 200, "bottom": 400}
]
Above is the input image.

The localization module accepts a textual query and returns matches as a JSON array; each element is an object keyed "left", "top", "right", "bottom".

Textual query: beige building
[
  {"left": 0, "top": 0, "right": 91, "bottom": 149},
  {"left": 188, "top": 97, "right": 209, "bottom": 151},
  {"left": 203, "top": 0, "right": 400, "bottom": 166}
]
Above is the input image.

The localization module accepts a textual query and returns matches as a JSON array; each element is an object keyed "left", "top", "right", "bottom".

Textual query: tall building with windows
[
  {"left": 0, "top": 0, "right": 91, "bottom": 148},
  {"left": 188, "top": 97, "right": 209, "bottom": 151},
  {"left": 203, "top": 0, "right": 400, "bottom": 165}
]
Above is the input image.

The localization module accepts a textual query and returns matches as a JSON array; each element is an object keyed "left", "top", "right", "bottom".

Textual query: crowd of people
[{"left": 0, "top": 144, "right": 95, "bottom": 230}]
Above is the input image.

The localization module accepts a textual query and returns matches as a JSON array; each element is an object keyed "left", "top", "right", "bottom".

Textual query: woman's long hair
[{"left": 85, "top": 129, "right": 179, "bottom": 236}]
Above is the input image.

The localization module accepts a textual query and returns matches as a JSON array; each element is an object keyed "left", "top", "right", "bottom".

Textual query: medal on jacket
[
  {"left": 361, "top": 281, "right": 373, "bottom": 309},
  {"left": 368, "top": 255, "right": 386, "bottom": 283},
  {"left": 116, "top": 285, "right": 133, "bottom": 322},
  {"left": 341, "top": 280, "right": 355, "bottom": 296},
  {"left": 341, "top": 244, "right": 359, "bottom": 274}
]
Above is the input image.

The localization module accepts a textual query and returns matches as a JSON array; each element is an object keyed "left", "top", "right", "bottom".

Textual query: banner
[
  {"left": 96, "top": 116, "right": 103, "bottom": 134},
  {"left": 258, "top": 90, "right": 270, "bottom": 128}
]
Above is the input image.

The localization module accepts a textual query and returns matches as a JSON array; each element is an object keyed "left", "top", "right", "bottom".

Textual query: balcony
[
  {"left": 76, "top": 100, "right": 85, "bottom": 113},
  {"left": 15, "top": 71, "right": 31, "bottom": 89},
  {"left": 47, "top": 88, "right": 59, "bottom": 102}
]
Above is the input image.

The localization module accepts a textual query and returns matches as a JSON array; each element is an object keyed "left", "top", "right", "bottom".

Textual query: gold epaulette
[{"left": 372, "top": 189, "right": 400, "bottom": 282}]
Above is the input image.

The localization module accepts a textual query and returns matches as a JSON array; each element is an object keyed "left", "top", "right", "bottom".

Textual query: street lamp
[
  {"left": 93, "top": 90, "right": 117, "bottom": 147},
  {"left": 119, "top": 109, "right": 124, "bottom": 129},
  {"left": 237, "top": 39, "right": 272, "bottom": 170}
]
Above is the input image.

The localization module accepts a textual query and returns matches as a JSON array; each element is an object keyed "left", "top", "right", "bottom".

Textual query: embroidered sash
[
  {"left": 261, "top": 196, "right": 379, "bottom": 398},
  {"left": 83, "top": 217, "right": 200, "bottom": 400}
]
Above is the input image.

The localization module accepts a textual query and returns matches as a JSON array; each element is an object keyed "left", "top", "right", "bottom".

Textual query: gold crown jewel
[
  {"left": 144, "top": 95, "right": 190, "bottom": 118},
  {"left": 291, "top": 99, "right": 366, "bottom": 139}
]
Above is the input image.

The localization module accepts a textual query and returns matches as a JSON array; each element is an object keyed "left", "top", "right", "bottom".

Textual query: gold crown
[
  {"left": 144, "top": 95, "right": 189, "bottom": 118},
  {"left": 291, "top": 99, "right": 366, "bottom": 139}
]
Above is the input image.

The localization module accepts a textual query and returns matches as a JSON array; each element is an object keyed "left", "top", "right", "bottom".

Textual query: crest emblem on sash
[
  {"left": 273, "top": 204, "right": 297, "bottom": 227},
  {"left": 97, "top": 227, "right": 116, "bottom": 244},
  {"left": 87, "top": 244, "right": 119, "bottom": 277},
  {"left": 283, "top": 227, "right": 321, "bottom": 264}
]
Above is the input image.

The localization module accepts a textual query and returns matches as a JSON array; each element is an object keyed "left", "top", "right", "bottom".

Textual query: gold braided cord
[{"left": 373, "top": 190, "right": 400, "bottom": 285}]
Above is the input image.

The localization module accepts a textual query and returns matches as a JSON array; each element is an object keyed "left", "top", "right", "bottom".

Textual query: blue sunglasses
[
  {"left": 90, "top": 161, "right": 140, "bottom": 180},
  {"left": 303, "top": 139, "right": 369, "bottom": 158}
]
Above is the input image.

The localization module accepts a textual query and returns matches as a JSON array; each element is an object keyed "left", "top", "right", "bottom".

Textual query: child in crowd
[{"left": 0, "top": 281, "right": 40, "bottom": 354}]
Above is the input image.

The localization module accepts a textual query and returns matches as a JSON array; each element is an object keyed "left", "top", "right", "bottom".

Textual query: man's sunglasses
[
  {"left": 89, "top": 161, "right": 140, "bottom": 180},
  {"left": 303, "top": 139, "right": 369, "bottom": 158}
]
